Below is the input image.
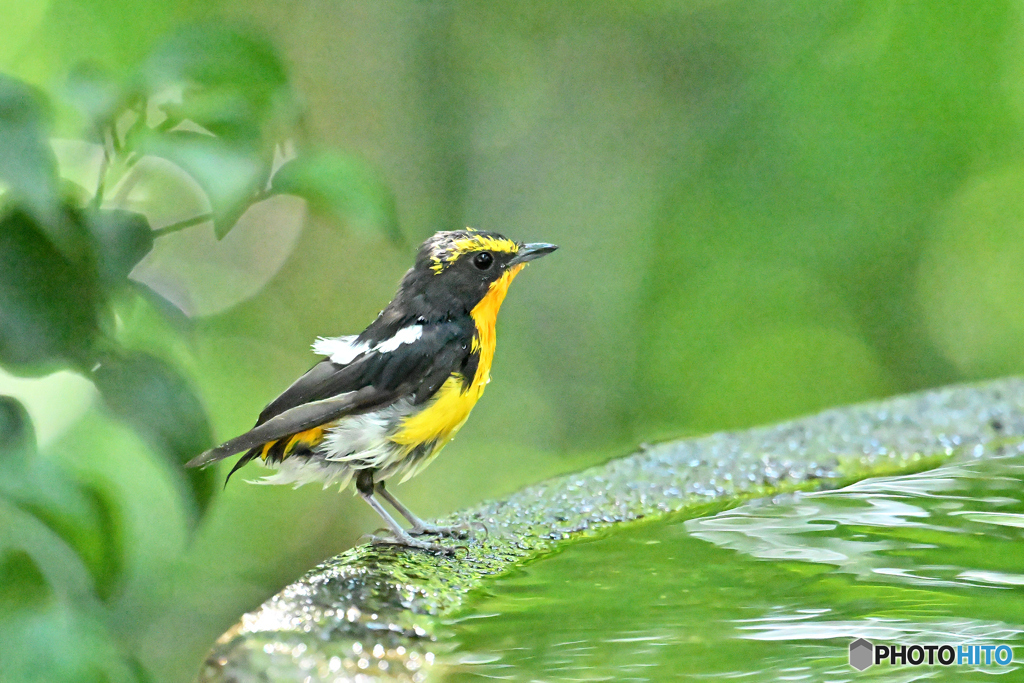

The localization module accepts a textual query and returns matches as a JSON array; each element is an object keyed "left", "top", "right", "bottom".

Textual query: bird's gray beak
[{"left": 509, "top": 242, "right": 558, "bottom": 266}]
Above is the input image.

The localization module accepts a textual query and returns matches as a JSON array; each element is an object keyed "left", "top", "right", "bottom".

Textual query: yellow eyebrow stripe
[{"left": 430, "top": 234, "right": 519, "bottom": 273}]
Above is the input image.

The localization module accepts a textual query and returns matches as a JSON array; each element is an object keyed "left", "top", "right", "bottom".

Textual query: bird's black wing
[{"left": 185, "top": 319, "right": 475, "bottom": 469}]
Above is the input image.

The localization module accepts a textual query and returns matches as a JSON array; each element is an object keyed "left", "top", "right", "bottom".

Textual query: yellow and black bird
[{"left": 186, "top": 229, "right": 557, "bottom": 550}]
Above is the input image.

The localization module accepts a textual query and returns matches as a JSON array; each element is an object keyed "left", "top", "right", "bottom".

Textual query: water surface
[{"left": 445, "top": 453, "right": 1024, "bottom": 681}]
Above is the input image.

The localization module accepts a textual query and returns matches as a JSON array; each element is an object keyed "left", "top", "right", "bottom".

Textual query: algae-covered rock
[{"left": 197, "top": 378, "right": 1024, "bottom": 682}]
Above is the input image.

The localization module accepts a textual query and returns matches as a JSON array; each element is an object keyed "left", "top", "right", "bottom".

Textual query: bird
[{"left": 186, "top": 229, "right": 557, "bottom": 551}]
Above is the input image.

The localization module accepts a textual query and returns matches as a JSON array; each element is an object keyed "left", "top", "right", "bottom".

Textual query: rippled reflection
[
  {"left": 686, "top": 460, "right": 1024, "bottom": 588},
  {"left": 445, "top": 455, "right": 1024, "bottom": 681}
]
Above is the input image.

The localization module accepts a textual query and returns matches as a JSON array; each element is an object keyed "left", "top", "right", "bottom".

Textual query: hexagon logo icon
[{"left": 849, "top": 638, "right": 874, "bottom": 671}]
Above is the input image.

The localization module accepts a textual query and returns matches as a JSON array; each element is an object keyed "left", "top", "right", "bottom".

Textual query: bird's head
[{"left": 390, "top": 229, "right": 558, "bottom": 322}]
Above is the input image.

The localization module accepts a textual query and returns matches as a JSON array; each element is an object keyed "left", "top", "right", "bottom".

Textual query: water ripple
[{"left": 450, "top": 454, "right": 1024, "bottom": 682}]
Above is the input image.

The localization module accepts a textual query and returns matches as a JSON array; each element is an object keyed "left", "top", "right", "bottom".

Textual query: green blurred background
[{"left": 3, "top": 1, "right": 1024, "bottom": 681}]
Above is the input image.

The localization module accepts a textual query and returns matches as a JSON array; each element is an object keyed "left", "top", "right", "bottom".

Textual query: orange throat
[
  {"left": 469, "top": 263, "right": 524, "bottom": 384},
  {"left": 388, "top": 264, "right": 524, "bottom": 455}
]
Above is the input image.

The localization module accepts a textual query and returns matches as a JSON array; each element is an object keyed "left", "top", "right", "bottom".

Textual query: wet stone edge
[{"left": 198, "top": 377, "right": 1024, "bottom": 682}]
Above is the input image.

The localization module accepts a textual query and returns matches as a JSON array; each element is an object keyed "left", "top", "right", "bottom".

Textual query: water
[{"left": 443, "top": 453, "right": 1024, "bottom": 681}]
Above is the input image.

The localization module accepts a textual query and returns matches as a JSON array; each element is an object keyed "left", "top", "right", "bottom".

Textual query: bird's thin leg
[
  {"left": 354, "top": 470, "right": 451, "bottom": 552},
  {"left": 358, "top": 491, "right": 453, "bottom": 552},
  {"left": 375, "top": 481, "right": 471, "bottom": 538}
]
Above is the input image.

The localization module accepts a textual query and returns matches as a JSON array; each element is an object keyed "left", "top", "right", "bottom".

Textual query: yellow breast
[{"left": 389, "top": 264, "right": 525, "bottom": 453}]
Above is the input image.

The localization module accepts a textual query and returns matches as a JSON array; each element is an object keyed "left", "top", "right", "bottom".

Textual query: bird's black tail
[{"left": 223, "top": 448, "right": 261, "bottom": 487}]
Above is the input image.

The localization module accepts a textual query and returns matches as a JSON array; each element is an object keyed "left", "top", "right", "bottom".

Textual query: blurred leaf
[
  {"left": 0, "top": 74, "right": 59, "bottom": 227},
  {"left": 84, "top": 208, "right": 154, "bottom": 289},
  {"left": 129, "top": 281, "right": 192, "bottom": 332},
  {"left": 0, "top": 604, "right": 139, "bottom": 683},
  {"left": 0, "top": 550, "right": 50, "bottom": 614},
  {"left": 63, "top": 61, "right": 135, "bottom": 139},
  {"left": 132, "top": 129, "right": 265, "bottom": 238},
  {"left": 111, "top": 284, "right": 197, "bottom": 379},
  {"left": 0, "top": 396, "right": 35, "bottom": 463},
  {"left": 271, "top": 151, "right": 399, "bottom": 239},
  {"left": 0, "top": 209, "right": 101, "bottom": 374},
  {"left": 0, "top": 399, "right": 124, "bottom": 601},
  {"left": 143, "top": 24, "right": 298, "bottom": 142},
  {"left": 114, "top": 281, "right": 193, "bottom": 344},
  {"left": 78, "top": 483, "right": 123, "bottom": 601},
  {"left": 127, "top": 24, "right": 303, "bottom": 239},
  {"left": 0, "top": 499, "right": 96, "bottom": 607},
  {"left": 92, "top": 351, "right": 216, "bottom": 523},
  {"left": 60, "top": 178, "right": 93, "bottom": 207}
]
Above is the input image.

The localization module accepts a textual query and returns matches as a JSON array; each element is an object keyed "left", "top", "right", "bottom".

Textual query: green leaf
[
  {"left": 271, "top": 151, "right": 400, "bottom": 239},
  {"left": 0, "top": 74, "right": 60, "bottom": 227},
  {"left": 0, "top": 396, "right": 35, "bottom": 463},
  {"left": 133, "top": 129, "right": 266, "bottom": 238},
  {"left": 59, "top": 178, "right": 93, "bottom": 207},
  {"left": 129, "top": 281, "right": 191, "bottom": 332},
  {"left": 0, "top": 550, "right": 50, "bottom": 614},
  {"left": 0, "top": 400, "right": 124, "bottom": 602},
  {"left": 0, "top": 602, "right": 139, "bottom": 683},
  {"left": 77, "top": 483, "right": 123, "bottom": 601},
  {"left": 92, "top": 351, "right": 216, "bottom": 523},
  {"left": 110, "top": 283, "right": 196, "bottom": 378},
  {"left": 0, "top": 209, "right": 101, "bottom": 374},
  {"left": 63, "top": 61, "right": 135, "bottom": 139},
  {"left": 84, "top": 208, "right": 154, "bottom": 289},
  {"left": 142, "top": 24, "right": 298, "bottom": 142},
  {"left": 0, "top": 499, "right": 96, "bottom": 609},
  {"left": 127, "top": 25, "right": 302, "bottom": 238},
  {"left": 5, "top": 476, "right": 124, "bottom": 603}
]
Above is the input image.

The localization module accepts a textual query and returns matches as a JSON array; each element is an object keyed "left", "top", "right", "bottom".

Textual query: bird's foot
[
  {"left": 410, "top": 519, "right": 488, "bottom": 539},
  {"left": 366, "top": 530, "right": 462, "bottom": 555},
  {"left": 409, "top": 522, "right": 469, "bottom": 538}
]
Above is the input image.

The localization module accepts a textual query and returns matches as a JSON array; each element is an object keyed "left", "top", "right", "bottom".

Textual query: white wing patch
[
  {"left": 312, "top": 335, "right": 369, "bottom": 364},
  {"left": 312, "top": 325, "right": 424, "bottom": 364},
  {"left": 376, "top": 324, "right": 424, "bottom": 352}
]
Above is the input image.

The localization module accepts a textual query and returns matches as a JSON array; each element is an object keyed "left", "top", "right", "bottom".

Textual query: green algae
[{"left": 196, "top": 378, "right": 1024, "bottom": 682}]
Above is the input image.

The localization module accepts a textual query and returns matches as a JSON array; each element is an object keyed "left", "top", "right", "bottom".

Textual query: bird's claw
[
  {"left": 366, "top": 531, "right": 460, "bottom": 555},
  {"left": 410, "top": 518, "right": 488, "bottom": 539},
  {"left": 409, "top": 523, "right": 470, "bottom": 538}
]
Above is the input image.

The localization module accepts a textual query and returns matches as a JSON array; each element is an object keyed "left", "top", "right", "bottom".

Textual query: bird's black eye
[{"left": 473, "top": 251, "right": 494, "bottom": 270}]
